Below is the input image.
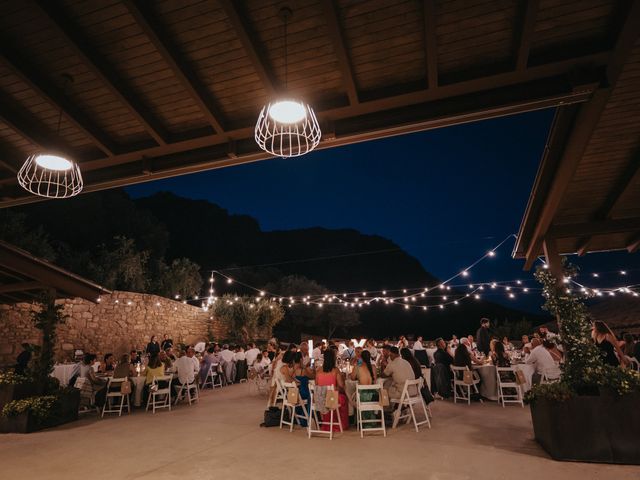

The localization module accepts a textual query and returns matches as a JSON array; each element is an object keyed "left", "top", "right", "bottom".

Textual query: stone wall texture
[{"left": 0, "top": 291, "right": 228, "bottom": 365}]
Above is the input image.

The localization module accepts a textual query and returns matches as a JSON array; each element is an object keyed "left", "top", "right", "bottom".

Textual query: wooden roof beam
[
  {"left": 219, "top": 0, "right": 277, "bottom": 97},
  {"left": 627, "top": 233, "right": 640, "bottom": 253},
  {"left": 514, "top": 0, "right": 539, "bottom": 71},
  {"left": 124, "top": 1, "right": 226, "bottom": 134},
  {"left": 0, "top": 47, "right": 117, "bottom": 157},
  {"left": 576, "top": 150, "right": 640, "bottom": 255},
  {"left": 321, "top": 0, "right": 358, "bottom": 105},
  {"left": 0, "top": 281, "right": 44, "bottom": 294},
  {"left": 423, "top": 0, "right": 438, "bottom": 88},
  {"left": 521, "top": 3, "right": 640, "bottom": 268},
  {"left": 548, "top": 218, "right": 640, "bottom": 239},
  {"left": 34, "top": 0, "right": 168, "bottom": 146}
]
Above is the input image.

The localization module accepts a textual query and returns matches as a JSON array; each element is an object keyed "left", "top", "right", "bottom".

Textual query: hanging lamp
[
  {"left": 17, "top": 74, "right": 83, "bottom": 199},
  {"left": 255, "top": 7, "right": 321, "bottom": 158}
]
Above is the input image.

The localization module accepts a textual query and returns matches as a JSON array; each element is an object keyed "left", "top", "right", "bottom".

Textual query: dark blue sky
[{"left": 127, "top": 108, "right": 640, "bottom": 312}]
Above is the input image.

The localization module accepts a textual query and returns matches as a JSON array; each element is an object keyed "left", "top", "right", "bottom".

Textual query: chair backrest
[
  {"left": 356, "top": 384, "right": 382, "bottom": 406},
  {"left": 629, "top": 358, "right": 640, "bottom": 371},
  {"left": 495, "top": 366, "right": 517, "bottom": 385},
  {"left": 402, "top": 378, "right": 422, "bottom": 398},
  {"left": 450, "top": 365, "right": 469, "bottom": 381},
  {"left": 107, "top": 376, "right": 127, "bottom": 392},
  {"left": 153, "top": 374, "right": 173, "bottom": 389}
]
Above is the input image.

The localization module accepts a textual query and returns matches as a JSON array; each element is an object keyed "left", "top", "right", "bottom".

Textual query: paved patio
[{"left": 0, "top": 384, "right": 636, "bottom": 480}]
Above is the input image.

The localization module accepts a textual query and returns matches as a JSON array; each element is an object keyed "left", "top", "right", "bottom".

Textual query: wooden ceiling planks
[{"left": 0, "top": 0, "right": 636, "bottom": 211}]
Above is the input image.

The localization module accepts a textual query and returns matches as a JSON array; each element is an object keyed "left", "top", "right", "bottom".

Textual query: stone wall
[{"left": 0, "top": 291, "right": 228, "bottom": 365}]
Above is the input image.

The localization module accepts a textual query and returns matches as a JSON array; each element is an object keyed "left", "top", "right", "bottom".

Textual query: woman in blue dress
[{"left": 293, "top": 351, "right": 315, "bottom": 426}]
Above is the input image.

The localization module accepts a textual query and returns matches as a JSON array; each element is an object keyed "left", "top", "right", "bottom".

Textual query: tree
[
  {"left": 155, "top": 258, "right": 203, "bottom": 299},
  {"left": 211, "top": 295, "right": 284, "bottom": 344},
  {"left": 264, "top": 275, "right": 360, "bottom": 339},
  {"left": 30, "top": 294, "right": 67, "bottom": 387},
  {"left": 0, "top": 209, "right": 57, "bottom": 261},
  {"left": 88, "top": 236, "right": 149, "bottom": 292}
]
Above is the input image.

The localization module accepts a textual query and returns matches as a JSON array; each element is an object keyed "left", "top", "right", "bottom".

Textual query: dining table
[{"left": 52, "top": 363, "right": 80, "bottom": 386}]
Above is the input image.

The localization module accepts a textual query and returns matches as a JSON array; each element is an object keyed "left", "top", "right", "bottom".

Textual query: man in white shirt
[
  {"left": 174, "top": 346, "right": 199, "bottom": 386},
  {"left": 299, "top": 341, "right": 311, "bottom": 367},
  {"left": 412, "top": 336, "right": 424, "bottom": 350},
  {"left": 312, "top": 342, "right": 324, "bottom": 361},
  {"left": 219, "top": 344, "right": 235, "bottom": 384},
  {"left": 526, "top": 339, "right": 560, "bottom": 382},
  {"left": 341, "top": 340, "right": 356, "bottom": 361},
  {"left": 255, "top": 351, "right": 271, "bottom": 377},
  {"left": 245, "top": 343, "right": 261, "bottom": 367},
  {"left": 234, "top": 346, "right": 246, "bottom": 362}
]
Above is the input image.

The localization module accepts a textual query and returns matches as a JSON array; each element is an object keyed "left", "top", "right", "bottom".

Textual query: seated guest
[
  {"left": 80, "top": 354, "right": 107, "bottom": 406},
  {"left": 544, "top": 340, "right": 563, "bottom": 363},
  {"left": 234, "top": 345, "right": 248, "bottom": 382},
  {"left": 622, "top": 333, "right": 640, "bottom": 361},
  {"left": 245, "top": 343, "right": 261, "bottom": 367},
  {"left": 382, "top": 346, "right": 415, "bottom": 400},
  {"left": 315, "top": 348, "right": 349, "bottom": 431},
  {"left": 526, "top": 338, "right": 560, "bottom": 382},
  {"left": 397, "top": 336, "right": 409, "bottom": 349},
  {"left": 342, "top": 340, "right": 356, "bottom": 361},
  {"left": 521, "top": 335, "right": 532, "bottom": 355},
  {"left": 365, "top": 339, "right": 378, "bottom": 360},
  {"left": 165, "top": 347, "right": 176, "bottom": 362},
  {"left": 377, "top": 344, "right": 392, "bottom": 371},
  {"left": 412, "top": 336, "right": 428, "bottom": 366},
  {"left": 400, "top": 347, "right": 422, "bottom": 380},
  {"left": 14, "top": 343, "right": 32, "bottom": 376},
  {"left": 174, "top": 346, "right": 199, "bottom": 389},
  {"left": 450, "top": 335, "right": 460, "bottom": 348},
  {"left": 130, "top": 350, "right": 141, "bottom": 365},
  {"left": 255, "top": 350, "right": 271, "bottom": 371},
  {"left": 278, "top": 351, "right": 296, "bottom": 384},
  {"left": 454, "top": 340, "right": 482, "bottom": 368},
  {"left": 592, "top": 321, "right": 626, "bottom": 367},
  {"left": 100, "top": 353, "right": 116, "bottom": 373},
  {"left": 158, "top": 350, "right": 173, "bottom": 370},
  {"left": 199, "top": 346, "right": 216, "bottom": 384},
  {"left": 502, "top": 336, "right": 514, "bottom": 351},
  {"left": 312, "top": 342, "right": 324, "bottom": 361},
  {"left": 143, "top": 355, "right": 165, "bottom": 404},
  {"left": 350, "top": 349, "right": 375, "bottom": 384},
  {"left": 113, "top": 354, "right": 134, "bottom": 378},
  {"left": 467, "top": 335, "right": 477, "bottom": 350},
  {"left": 431, "top": 338, "right": 453, "bottom": 397},
  {"left": 492, "top": 342, "right": 511, "bottom": 367}
]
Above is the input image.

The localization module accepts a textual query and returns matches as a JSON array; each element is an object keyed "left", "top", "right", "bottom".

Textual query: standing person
[
  {"left": 476, "top": 318, "right": 491, "bottom": 356},
  {"left": 234, "top": 345, "right": 247, "bottom": 383},
  {"left": 146, "top": 335, "right": 160, "bottom": 356},
  {"left": 161, "top": 334, "right": 173, "bottom": 351},
  {"left": 412, "top": 336, "right": 428, "bottom": 366},
  {"left": 592, "top": 321, "right": 626, "bottom": 367},
  {"left": 14, "top": 343, "right": 32, "bottom": 376}
]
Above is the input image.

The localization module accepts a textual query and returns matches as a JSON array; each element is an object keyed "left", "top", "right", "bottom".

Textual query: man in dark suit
[{"left": 476, "top": 318, "right": 491, "bottom": 356}]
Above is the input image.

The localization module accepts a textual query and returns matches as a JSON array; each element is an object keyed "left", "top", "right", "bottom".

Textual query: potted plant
[
  {"left": 526, "top": 261, "right": 640, "bottom": 463},
  {"left": 1, "top": 296, "right": 80, "bottom": 433}
]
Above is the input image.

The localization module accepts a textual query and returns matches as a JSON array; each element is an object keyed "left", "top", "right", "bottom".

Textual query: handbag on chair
[
  {"left": 515, "top": 369, "right": 526, "bottom": 385},
  {"left": 380, "top": 388, "right": 390, "bottom": 407},
  {"left": 287, "top": 386, "right": 299, "bottom": 404},
  {"left": 463, "top": 370, "right": 474, "bottom": 385},
  {"left": 325, "top": 390, "right": 339, "bottom": 410},
  {"left": 120, "top": 380, "right": 132, "bottom": 394}
]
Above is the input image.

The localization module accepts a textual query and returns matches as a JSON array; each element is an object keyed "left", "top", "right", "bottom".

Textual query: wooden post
[{"left": 542, "top": 237, "right": 563, "bottom": 286}]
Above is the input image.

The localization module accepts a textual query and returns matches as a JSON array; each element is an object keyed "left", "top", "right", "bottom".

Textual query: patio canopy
[
  {"left": 513, "top": 2, "right": 640, "bottom": 270},
  {"left": 0, "top": 240, "right": 110, "bottom": 304},
  {"left": 0, "top": 1, "right": 638, "bottom": 207}
]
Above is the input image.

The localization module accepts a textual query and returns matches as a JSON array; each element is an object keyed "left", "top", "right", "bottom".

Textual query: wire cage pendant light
[
  {"left": 17, "top": 153, "right": 83, "bottom": 198},
  {"left": 17, "top": 74, "right": 83, "bottom": 199},
  {"left": 255, "top": 7, "right": 321, "bottom": 158}
]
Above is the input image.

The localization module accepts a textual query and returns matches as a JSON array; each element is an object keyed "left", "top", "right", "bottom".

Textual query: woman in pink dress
[{"left": 315, "top": 347, "right": 349, "bottom": 431}]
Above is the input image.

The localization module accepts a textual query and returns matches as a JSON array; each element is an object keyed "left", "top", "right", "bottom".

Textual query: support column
[{"left": 542, "top": 237, "right": 563, "bottom": 286}]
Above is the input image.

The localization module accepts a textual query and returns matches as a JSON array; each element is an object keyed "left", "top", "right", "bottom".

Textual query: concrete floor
[{"left": 0, "top": 384, "right": 637, "bottom": 480}]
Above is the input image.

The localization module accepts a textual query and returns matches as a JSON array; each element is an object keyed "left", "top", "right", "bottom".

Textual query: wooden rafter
[
  {"left": 219, "top": 0, "right": 277, "bottom": 97},
  {"left": 0, "top": 281, "right": 44, "bottom": 294},
  {"left": 521, "top": 2, "right": 640, "bottom": 268},
  {"left": 576, "top": 151, "right": 640, "bottom": 255},
  {"left": 321, "top": 0, "right": 358, "bottom": 105},
  {"left": 124, "top": 0, "right": 226, "bottom": 134},
  {"left": 514, "top": 0, "right": 539, "bottom": 71},
  {"left": 548, "top": 218, "right": 640, "bottom": 239},
  {"left": 34, "top": 0, "right": 168, "bottom": 147},
  {"left": 0, "top": 45, "right": 117, "bottom": 157},
  {"left": 628, "top": 233, "right": 640, "bottom": 253},
  {"left": 423, "top": 0, "right": 438, "bottom": 88}
]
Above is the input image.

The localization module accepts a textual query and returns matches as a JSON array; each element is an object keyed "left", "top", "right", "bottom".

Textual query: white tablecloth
[
  {"left": 52, "top": 363, "right": 80, "bottom": 386},
  {"left": 425, "top": 348, "right": 437, "bottom": 365},
  {"left": 473, "top": 365, "right": 498, "bottom": 400},
  {"left": 131, "top": 376, "right": 146, "bottom": 407}
]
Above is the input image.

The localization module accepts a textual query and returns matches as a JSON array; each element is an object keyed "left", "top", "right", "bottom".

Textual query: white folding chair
[
  {"left": 146, "top": 375, "right": 173, "bottom": 413},
  {"left": 74, "top": 377, "right": 100, "bottom": 416},
  {"left": 495, "top": 367, "right": 524, "bottom": 407},
  {"left": 629, "top": 358, "right": 640, "bottom": 371},
  {"left": 174, "top": 378, "right": 199, "bottom": 405},
  {"left": 271, "top": 378, "right": 286, "bottom": 407},
  {"left": 279, "top": 382, "right": 309, "bottom": 432},
  {"left": 451, "top": 366, "right": 480, "bottom": 405},
  {"left": 102, "top": 377, "right": 130, "bottom": 417},
  {"left": 540, "top": 367, "right": 561, "bottom": 384},
  {"left": 355, "top": 384, "right": 386, "bottom": 438},
  {"left": 391, "top": 378, "right": 431, "bottom": 431},
  {"left": 202, "top": 363, "right": 223, "bottom": 389},
  {"left": 308, "top": 384, "right": 342, "bottom": 440}
]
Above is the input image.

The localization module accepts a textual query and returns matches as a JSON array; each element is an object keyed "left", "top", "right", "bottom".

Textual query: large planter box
[
  {"left": 0, "top": 382, "right": 42, "bottom": 411},
  {"left": 0, "top": 388, "right": 80, "bottom": 434},
  {"left": 530, "top": 392, "right": 640, "bottom": 464}
]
